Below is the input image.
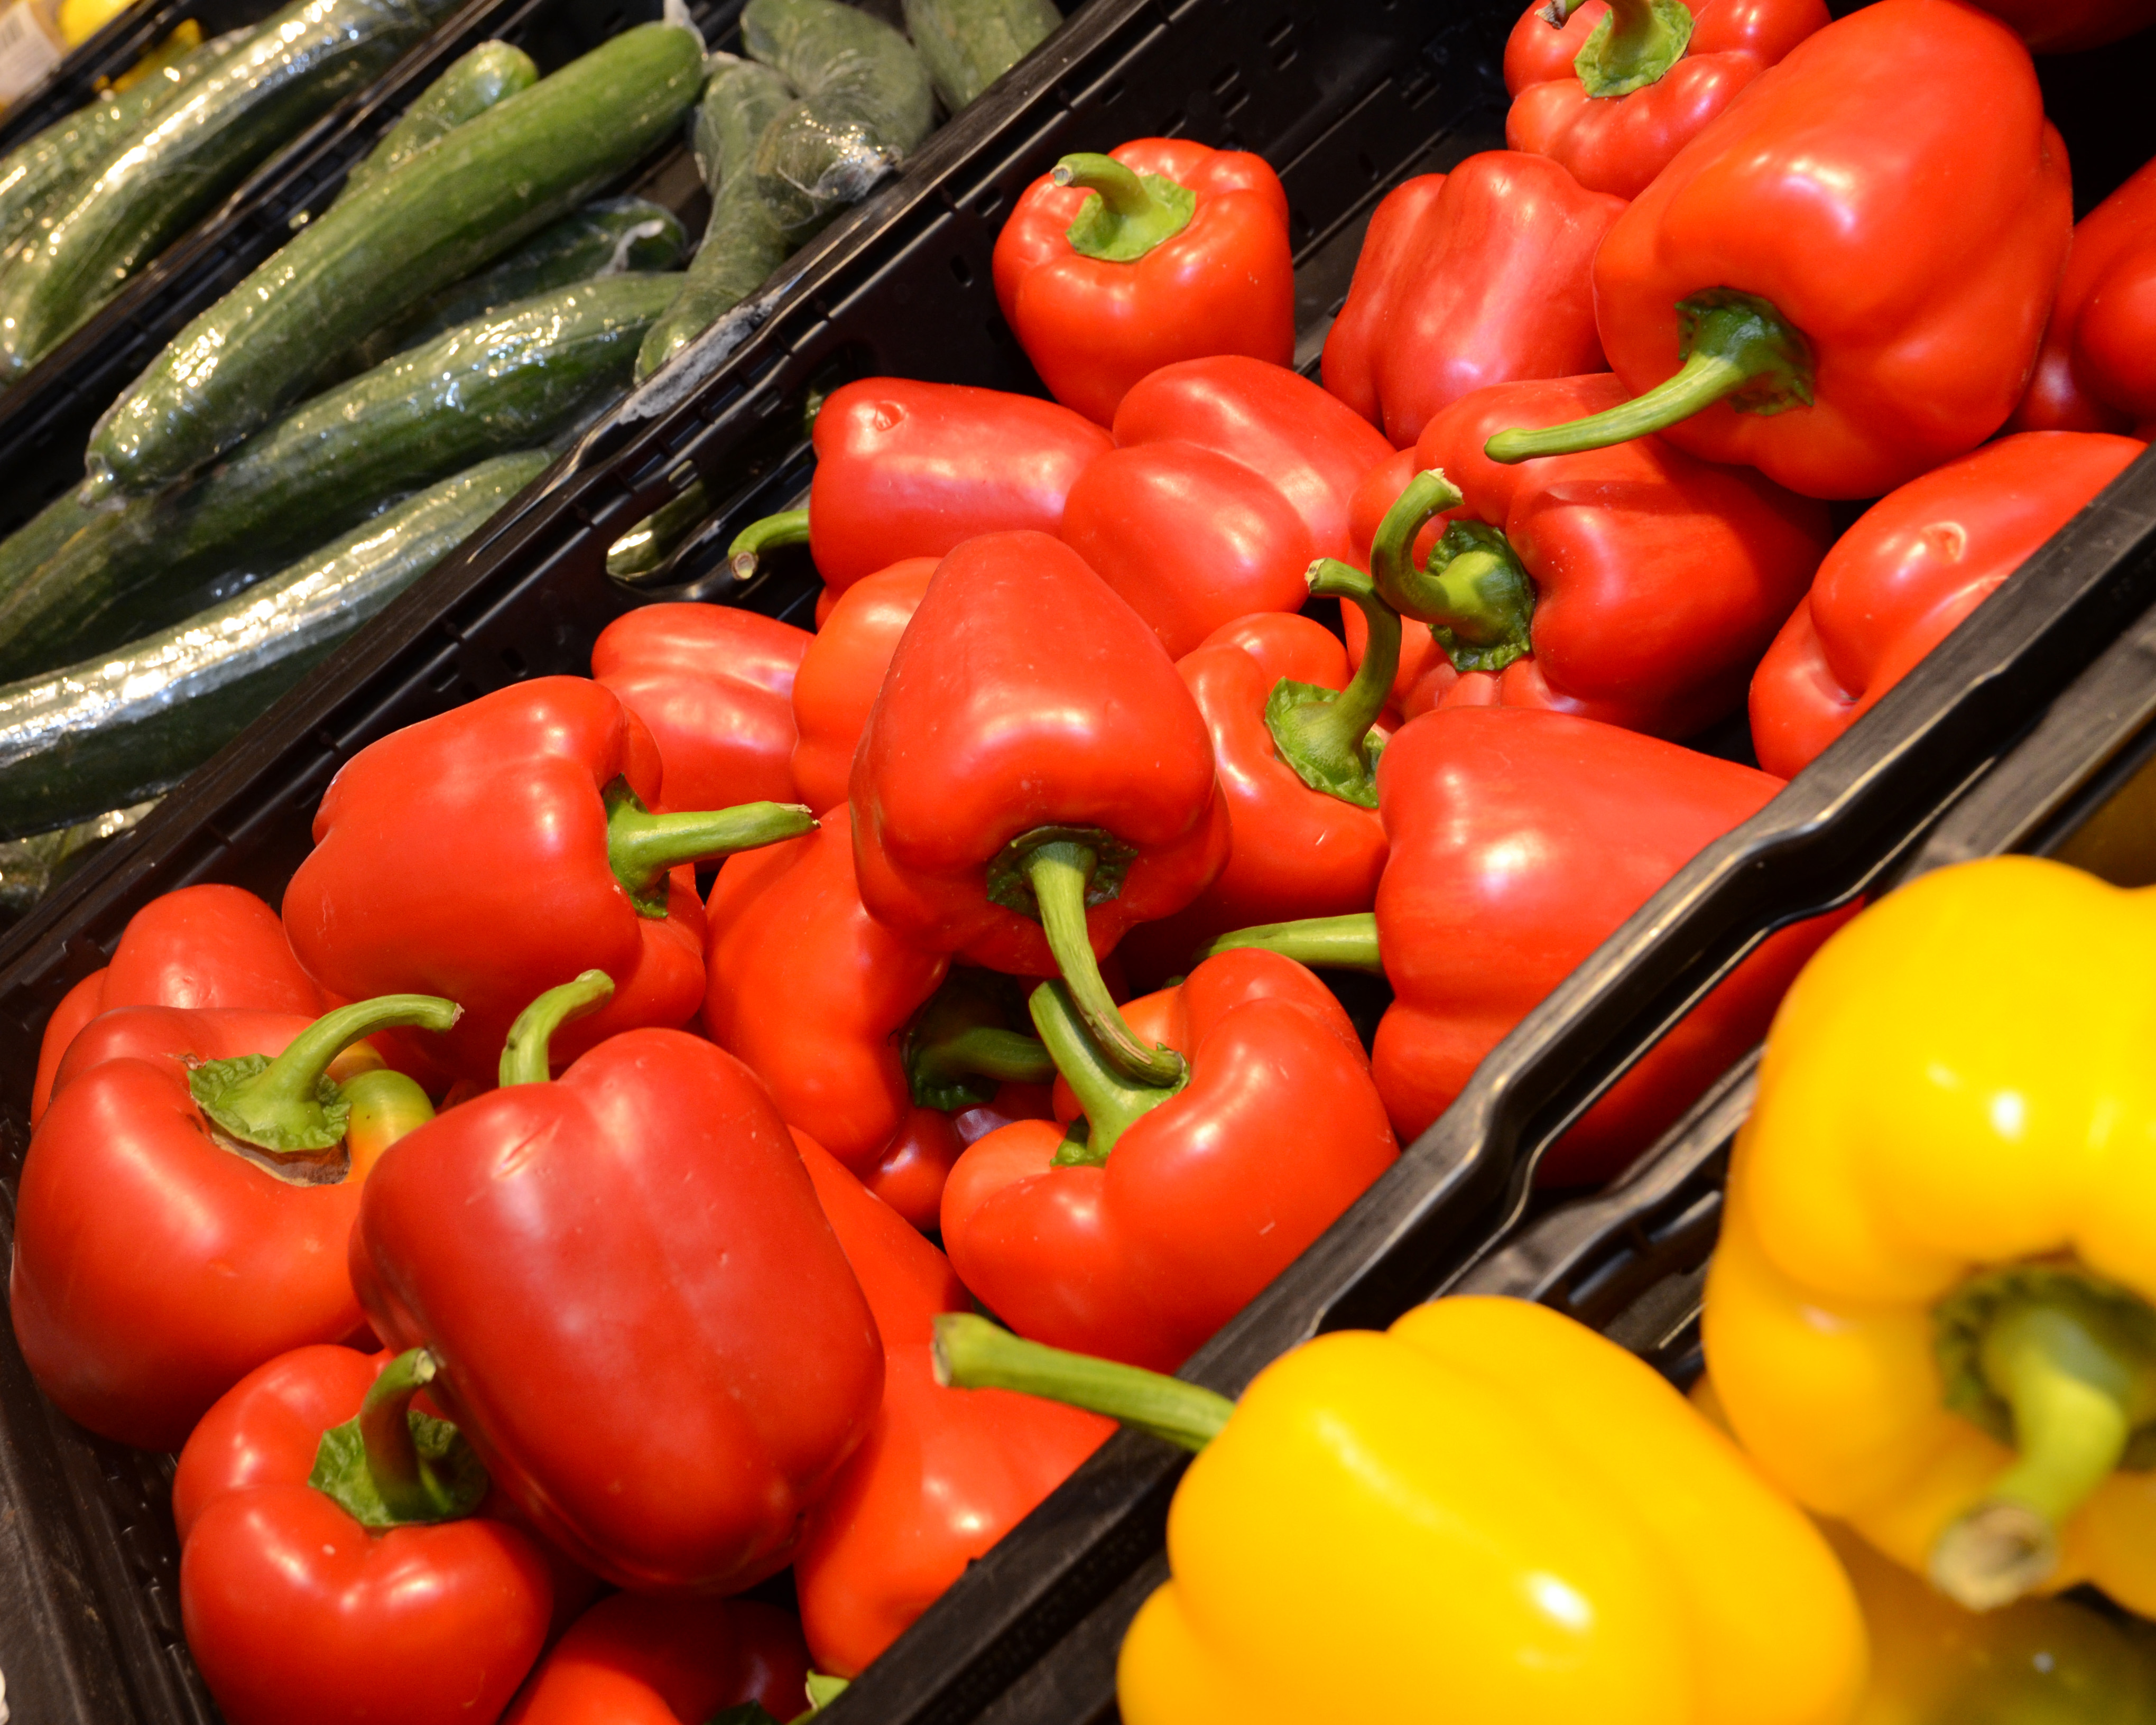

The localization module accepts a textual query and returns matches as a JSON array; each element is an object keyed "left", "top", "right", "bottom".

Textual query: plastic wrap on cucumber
[
  {"left": 334, "top": 39, "right": 538, "bottom": 206},
  {"left": 0, "top": 274, "right": 677, "bottom": 679},
  {"left": 742, "top": 0, "right": 934, "bottom": 243},
  {"left": 0, "top": 451, "right": 551, "bottom": 842},
  {"left": 635, "top": 57, "right": 797, "bottom": 381},
  {"left": 0, "top": 0, "right": 465, "bottom": 383},
  {"left": 607, "top": 474, "right": 714, "bottom": 578},
  {"left": 85, "top": 17, "right": 708, "bottom": 499},
  {"left": 0, "top": 799, "right": 158, "bottom": 922},
  {"left": 903, "top": 0, "right": 1060, "bottom": 111}
]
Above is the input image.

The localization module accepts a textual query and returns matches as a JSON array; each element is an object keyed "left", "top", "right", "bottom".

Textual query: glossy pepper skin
[
  {"left": 1705, "top": 857, "right": 2156, "bottom": 1618},
  {"left": 1060, "top": 356, "right": 1396, "bottom": 656},
  {"left": 792, "top": 1130, "right": 1111, "bottom": 1675},
  {"left": 174, "top": 1345, "right": 551, "bottom": 1725},
  {"left": 994, "top": 138, "right": 1294, "bottom": 428},
  {"left": 1503, "top": 0, "right": 1829, "bottom": 199},
  {"left": 32, "top": 883, "right": 323, "bottom": 1124},
  {"left": 284, "top": 677, "right": 811, "bottom": 1083},
  {"left": 1321, "top": 154, "right": 1623, "bottom": 447},
  {"left": 1751, "top": 431, "right": 2145, "bottom": 779},
  {"left": 1382, "top": 376, "right": 1830, "bottom": 738},
  {"left": 802, "top": 379, "right": 1112, "bottom": 595},
  {"left": 790, "top": 558, "right": 937, "bottom": 813},
  {"left": 591, "top": 603, "right": 811, "bottom": 810},
  {"left": 502, "top": 1594, "right": 811, "bottom": 1725},
  {"left": 354, "top": 979, "right": 884, "bottom": 1593},
  {"left": 1367, "top": 707, "right": 1834, "bottom": 1183},
  {"left": 2010, "top": 160, "right": 2156, "bottom": 439},
  {"left": 1965, "top": 0, "right": 2156, "bottom": 49},
  {"left": 942, "top": 949, "right": 1398, "bottom": 1372},
  {"left": 12, "top": 997, "right": 446, "bottom": 1450},
  {"left": 1489, "top": 0, "right": 2072, "bottom": 500}
]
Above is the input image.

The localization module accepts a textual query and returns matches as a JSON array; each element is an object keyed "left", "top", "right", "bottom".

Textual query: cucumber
[
  {"left": 635, "top": 58, "right": 796, "bottom": 381},
  {"left": 0, "top": 273, "right": 676, "bottom": 678},
  {"left": 0, "top": 451, "right": 551, "bottom": 841},
  {"left": 87, "top": 18, "right": 707, "bottom": 497},
  {"left": 335, "top": 40, "right": 538, "bottom": 206},
  {"left": 902, "top": 0, "right": 1059, "bottom": 110},
  {"left": 743, "top": 0, "right": 935, "bottom": 244},
  {"left": 338, "top": 196, "right": 685, "bottom": 375},
  {"left": 0, "top": 0, "right": 463, "bottom": 382}
]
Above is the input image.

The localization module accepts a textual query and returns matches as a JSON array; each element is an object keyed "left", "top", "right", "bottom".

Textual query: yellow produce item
[
  {"left": 107, "top": 18, "right": 199, "bottom": 87},
  {"left": 937, "top": 1298, "right": 1866, "bottom": 1725},
  {"left": 57, "top": 0, "right": 131, "bottom": 45},
  {"left": 1704, "top": 856, "right": 2156, "bottom": 1616}
]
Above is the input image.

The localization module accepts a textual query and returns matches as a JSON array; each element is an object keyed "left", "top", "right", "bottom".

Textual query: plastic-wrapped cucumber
[
  {"left": 636, "top": 58, "right": 796, "bottom": 381},
  {"left": 86, "top": 17, "right": 707, "bottom": 497},
  {"left": 902, "top": 0, "right": 1059, "bottom": 110},
  {"left": 0, "top": 799, "right": 156, "bottom": 922},
  {"left": 0, "top": 0, "right": 464, "bottom": 382},
  {"left": 0, "top": 451, "right": 551, "bottom": 841},
  {"left": 0, "top": 272, "right": 677, "bottom": 678},
  {"left": 743, "top": 0, "right": 934, "bottom": 244},
  {"left": 335, "top": 39, "right": 538, "bottom": 206},
  {"left": 339, "top": 196, "right": 686, "bottom": 375}
]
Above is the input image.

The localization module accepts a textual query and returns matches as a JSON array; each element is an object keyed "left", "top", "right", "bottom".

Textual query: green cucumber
[
  {"left": 0, "top": 273, "right": 676, "bottom": 678},
  {"left": 0, "top": 0, "right": 462, "bottom": 382},
  {"left": 335, "top": 40, "right": 538, "bottom": 206},
  {"left": 743, "top": 0, "right": 935, "bottom": 244},
  {"left": 635, "top": 58, "right": 797, "bottom": 381},
  {"left": 902, "top": 0, "right": 1059, "bottom": 110},
  {"left": 339, "top": 196, "right": 685, "bottom": 375},
  {"left": 0, "top": 451, "right": 551, "bottom": 841},
  {"left": 87, "top": 18, "right": 707, "bottom": 497}
]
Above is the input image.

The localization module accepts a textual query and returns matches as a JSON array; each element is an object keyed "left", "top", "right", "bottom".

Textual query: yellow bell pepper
[
  {"left": 936, "top": 1297, "right": 1865, "bottom": 1725},
  {"left": 1704, "top": 855, "right": 2156, "bottom": 1616}
]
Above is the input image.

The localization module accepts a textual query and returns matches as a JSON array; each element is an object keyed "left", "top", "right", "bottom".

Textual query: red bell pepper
[
  {"left": 591, "top": 603, "right": 811, "bottom": 811},
  {"left": 1503, "top": 0, "right": 1828, "bottom": 199},
  {"left": 790, "top": 558, "right": 938, "bottom": 813},
  {"left": 851, "top": 530, "right": 1229, "bottom": 1090},
  {"left": 729, "top": 380, "right": 1112, "bottom": 596},
  {"left": 352, "top": 972, "right": 884, "bottom": 1592},
  {"left": 941, "top": 950, "right": 1397, "bottom": 1372},
  {"left": 993, "top": 138, "right": 1294, "bottom": 428},
  {"left": 1321, "top": 153, "right": 1624, "bottom": 447},
  {"left": 1355, "top": 377, "right": 1831, "bottom": 738},
  {"left": 702, "top": 814, "right": 1054, "bottom": 1229},
  {"left": 1059, "top": 356, "right": 1396, "bottom": 656},
  {"left": 1963, "top": 0, "right": 2156, "bottom": 49},
  {"left": 12, "top": 994, "right": 450, "bottom": 1449},
  {"left": 1484, "top": 0, "right": 2072, "bottom": 500},
  {"left": 174, "top": 1343, "right": 550, "bottom": 1725},
  {"left": 502, "top": 1594, "right": 811, "bottom": 1725},
  {"left": 283, "top": 677, "right": 813, "bottom": 1084},
  {"left": 32, "top": 883, "right": 323, "bottom": 1124},
  {"left": 791, "top": 1129, "right": 1111, "bottom": 1676},
  {"left": 2011, "top": 159, "right": 2156, "bottom": 439},
  {"left": 1213, "top": 706, "right": 1839, "bottom": 1184},
  {"left": 1751, "top": 431, "right": 2146, "bottom": 778}
]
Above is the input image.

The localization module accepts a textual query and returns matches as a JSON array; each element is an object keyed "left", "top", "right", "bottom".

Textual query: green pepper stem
[
  {"left": 342, "top": 1068, "right": 436, "bottom": 1182},
  {"left": 933, "top": 1312, "right": 1231, "bottom": 1450},
  {"left": 499, "top": 970, "right": 614, "bottom": 1088},
  {"left": 1029, "top": 980, "right": 1182, "bottom": 1164},
  {"left": 608, "top": 476, "right": 713, "bottom": 581},
  {"left": 190, "top": 994, "right": 460, "bottom": 1154},
  {"left": 1054, "top": 153, "right": 1197, "bottom": 263},
  {"left": 1370, "top": 468, "right": 1463, "bottom": 616},
  {"left": 1025, "top": 841, "right": 1187, "bottom": 1087},
  {"left": 726, "top": 507, "right": 810, "bottom": 581},
  {"left": 1485, "top": 291, "right": 1813, "bottom": 463},
  {"left": 1202, "top": 913, "right": 1383, "bottom": 976},
  {"left": 606, "top": 779, "right": 815, "bottom": 915},
  {"left": 913, "top": 1026, "right": 1055, "bottom": 1090},
  {"left": 1574, "top": 0, "right": 1694, "bottom": 98},
  {"left": 359, "top": 1349, "right": 464, "bottom": 1523},
  {"left": 1263, "top": 559, "right": 1397, "bottom": 809}
]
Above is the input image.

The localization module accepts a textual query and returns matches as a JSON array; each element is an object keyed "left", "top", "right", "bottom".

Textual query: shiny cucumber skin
[
  {"left": 0, "top": 451, "right": 551, "bottom": 841},
  {"left": 0, "top": 0, "right": 460, "bottom": 382},
  {"left": 87, "top": 19, "right": 706, "bottom": 498},
  {"left": 902, "top": 0, "right": 1059, "bottom": 110},
  {"left": 336, "top": 39, "right": 538, "bottom": 206},
  {"left": 0, "top": 272, "right": 678, "bottom": 681}
]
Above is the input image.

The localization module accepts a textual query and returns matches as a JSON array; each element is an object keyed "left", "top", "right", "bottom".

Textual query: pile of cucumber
[{"left": 0, "top": 0, "right": 1066, "bottom": 854}]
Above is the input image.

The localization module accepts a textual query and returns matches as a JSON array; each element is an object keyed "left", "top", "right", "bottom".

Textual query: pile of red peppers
[{"left": 13, "top": 0, "right": 2155, "bottom": 1716}]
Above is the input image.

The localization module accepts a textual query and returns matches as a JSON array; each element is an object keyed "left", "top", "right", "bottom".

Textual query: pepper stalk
[
  {"left": 307, "top": 1347, "right": 489, "bottom": 1527},
  {"left": 933, "top": 1311, "right": 1233, "bottom": 1450}
]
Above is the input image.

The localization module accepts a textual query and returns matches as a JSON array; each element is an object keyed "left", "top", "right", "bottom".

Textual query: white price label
[{"left": 0, "top": 2, "right": 63, "bottom": 109}]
